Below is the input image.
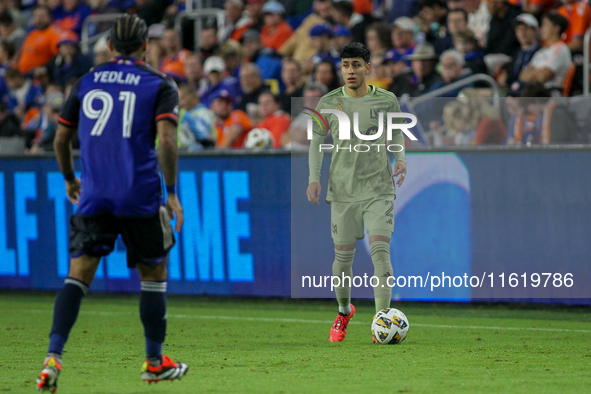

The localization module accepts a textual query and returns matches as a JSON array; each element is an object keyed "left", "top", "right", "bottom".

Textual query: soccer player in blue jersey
[{"left": 36, "top": 14, "right": 188, "bottom": 392}]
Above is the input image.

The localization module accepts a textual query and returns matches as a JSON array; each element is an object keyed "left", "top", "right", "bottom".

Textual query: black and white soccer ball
[
  {"left": 244, "top": 128, "right": 273, "bottom": 150},
  {"left": 371, "top": 308, "right": 409, "bottom": 344}
]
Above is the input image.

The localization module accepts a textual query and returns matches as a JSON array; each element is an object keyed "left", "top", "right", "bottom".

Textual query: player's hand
[
  {"left": 392, "top": 161, "right": 407, "bottom": 187},
  {"left": 307, "top": 182, "right": 321, "bottom": 205},
  {"left": 66, "top": 178, "right": 81, "bottom": 205},
  {"left": 166, "top": 194, "right": 184, "bottom": 232}
]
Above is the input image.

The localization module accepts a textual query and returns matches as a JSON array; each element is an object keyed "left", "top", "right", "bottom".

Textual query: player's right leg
[
  {"left": 37, "top": 213, "right": 117, "bottom": 392},
  {"left": 329, "top": 201, "right": 363, "bottom": 342}
]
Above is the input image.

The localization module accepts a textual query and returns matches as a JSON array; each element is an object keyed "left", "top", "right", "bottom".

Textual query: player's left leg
[
  {"left": 120, "top": 207, "right": 187, "bottom": 383},
  {"left": 363, "top": 196, "right": 396, "bottom": 313}
]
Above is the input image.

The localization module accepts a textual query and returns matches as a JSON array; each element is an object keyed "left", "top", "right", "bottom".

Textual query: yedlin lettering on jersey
[{"left": 93, "top": 71, "right": 141, "bottom": 86}]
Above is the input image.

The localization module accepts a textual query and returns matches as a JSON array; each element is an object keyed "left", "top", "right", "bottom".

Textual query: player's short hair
[
  {"left": 543, "top": 11, "right": 569, "bottom": 36},
  {"left": 109, "top": 14, "right": 148, "bottom": 55},
  {"left": 340, "top": 42, "right": 370, "bottom": 64}
]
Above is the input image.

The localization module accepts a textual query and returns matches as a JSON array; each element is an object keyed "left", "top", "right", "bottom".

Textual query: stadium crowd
[{"left": 0, "top": 0, "right": 587, "bottom": 151}]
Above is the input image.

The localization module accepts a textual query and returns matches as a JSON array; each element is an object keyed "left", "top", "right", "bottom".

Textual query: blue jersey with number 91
[{"left": 59, "top": 56, "right": 179, "bottom": 216}]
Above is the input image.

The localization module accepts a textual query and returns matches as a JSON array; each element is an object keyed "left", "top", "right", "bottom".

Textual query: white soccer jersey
[{"left": 529, "top": 41, "right": 572, "bottom": 90}]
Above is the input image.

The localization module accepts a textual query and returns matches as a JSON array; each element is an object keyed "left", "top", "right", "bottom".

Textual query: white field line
[{"left": 3, "top": 309, "right": 591, "bottom": 334}]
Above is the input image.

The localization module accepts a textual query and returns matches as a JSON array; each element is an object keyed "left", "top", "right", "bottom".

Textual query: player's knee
[
  {"left": 68, "top": 256, "right": 101, "bottom": 285},
  {"left": 137, "top": 262, "right": 168, "bottom": 281}
]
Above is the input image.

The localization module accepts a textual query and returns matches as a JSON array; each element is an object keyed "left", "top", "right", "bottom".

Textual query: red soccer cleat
[
  {"left": 141, "top": 355, "right": 188, "bottom": 383},
  {"left": 329, "top": 304, "right": 355, "bottom": 342}
]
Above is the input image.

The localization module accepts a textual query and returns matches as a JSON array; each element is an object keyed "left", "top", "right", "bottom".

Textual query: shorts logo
[
  {"left": 385, "top": 201, "right": 393, "bottom": 225},
  {"left": 332, "top": 223, "right": 338, "bottom": 234}
]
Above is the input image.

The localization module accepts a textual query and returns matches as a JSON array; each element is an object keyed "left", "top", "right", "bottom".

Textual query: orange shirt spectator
[
  {"left": 558, "top": 0, "right": 591, "bottom": 44},
  {"left": 18, "top": 6, "right": 61, "bottom": 75},
  {"left": 211, "top": 90, "right": 253, "bottom": 148},
  {"left": 256, "top": 92, "right": 290, "bottom": 147},
  {"left": 161, "top": 49, "right": 192, "bottom": 80},
  {"left": 353, "top": 0, "right": 372, "bottom": 14},
  {"left": 261, "top": 1, "right": 293, "bottom": 51}
]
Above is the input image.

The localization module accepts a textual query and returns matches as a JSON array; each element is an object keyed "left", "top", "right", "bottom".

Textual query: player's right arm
[
  {"left": 155, "top": 77, "right": 184, "bottom": 232},
  {"left": 307, "top": 98, "right": 327, "bottom": 205},
  {"left": 55, "top": 79, "right": 82, "bottom": 205}
]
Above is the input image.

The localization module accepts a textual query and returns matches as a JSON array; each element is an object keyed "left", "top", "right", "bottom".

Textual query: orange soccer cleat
[{"left": 329, "top": 304, "right": 356, "bottom": 342}]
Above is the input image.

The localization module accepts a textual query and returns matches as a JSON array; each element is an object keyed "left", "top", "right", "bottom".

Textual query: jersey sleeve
[
  {"left": 58, "top": 78, "right": 82, "bottom": 128},
  {"left": 154, "top": 77, "right": 180, "bottom": 126}
]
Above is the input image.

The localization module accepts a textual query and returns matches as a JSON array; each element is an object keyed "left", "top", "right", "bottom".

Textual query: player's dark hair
[
  {"left": 543, "top": 11, "right": 569, "bottom": 36},
  {"left": 340, "top": 42, "right": 370, "bottom": 64},
  {"left": 448, "top": 8, "right": 468, "bottom": 22},
  {"left": 109, "top": 14, "right": 148, "bottom": 56}
]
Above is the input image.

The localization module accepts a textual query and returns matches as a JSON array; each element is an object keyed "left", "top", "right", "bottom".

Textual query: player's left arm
[
  {"left": 388, "top": 98, "right": 407, "bottom": 187},
  {"left": 55, "top": 78, "right": 82, "bottom": 205}
]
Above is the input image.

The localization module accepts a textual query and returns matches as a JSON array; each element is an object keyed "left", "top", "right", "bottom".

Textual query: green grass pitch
[{"left": 1, "top": 292, "right": 590, "bottom": 393}]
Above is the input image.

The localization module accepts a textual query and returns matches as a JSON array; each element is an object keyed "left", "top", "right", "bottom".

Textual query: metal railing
[
  {"left": 174, "top": 9, "right": 226, "bottom": 51},
  {"left": 409, "top": 73, "right": 501, "bottom": 110},
  {"left": 583, "top": 27, "right": 591, "bottom": 95},
  {"left": 80, "top": 13, "right": 123, "bottom": 54}
]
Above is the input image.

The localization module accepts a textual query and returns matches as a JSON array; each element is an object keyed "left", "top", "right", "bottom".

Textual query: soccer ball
[
  {"left": 244, "top": 128, "right": 274, "bottom": 150},
  {"left": 371, "top": 308, "right": 409, "bottom": 344}
]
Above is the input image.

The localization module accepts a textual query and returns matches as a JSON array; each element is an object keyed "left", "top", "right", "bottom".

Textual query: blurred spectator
[
  {"left": 93, "top": 35, "right": 112, "bottom": 66},
  {"left": 279, "top": 0, "right": 334, "bottom": 64},
  {"left": 198, "top": 26, "right": 220, "bottom": 61},
  {"left": 212, "top": 89, "right": 253, "bottom": 148},
  {"left": 46, "top": 31, "right": 93, "bottom": 89},
  {"left": 237, "top": 62, "right": 270, "bottom": 119},
  {"left": 223, "top": 0, "right": 250, "bottom": 41},
  {"left": 331, "top": 25, "right": 353, "bottom": 54},
  {"left": 131, "top": 0, "right": 168, "bottom": 27},
  {"left": 256, "top": 91, "right": 290, "bottom": 148},
  {"left": 245, "top": 0, "right": 266, "bottom": 33},
  {"left": 558, "top": 0, "right": 591, "bottom": 53},
  {"left": 519, "top": 12, "right": 571, "bottom": 93},
  {"left": 309, "top": 24, "right": 339, "bottom": 69},
  {"left": 261, "top": 1, "right": 293, "bottom": 52},
  {"left": 285, "top": 81, "right": 327, "bottom": 149},
  {"left": 0, "top": 100, "right": 20, "bottom": 137},
  {"left": 434, "top": 8, "right": 467, "bottom": 55},
  {"left": 441, "top": 99, "right": 472, "bottom": 145},
  {"left": 160, "top": 28, "right": 192, "bottom": 81},
  {"left": 384, "top": 50, "right": 414, "bottom": 96},
  {"left": 365, "top": 22, "right": 392, "bottom": 80},
  {"left": 499, "top": 13, "right": 540, "bottom": 88},
  {"left": 200, "top": 56, "right": 241, "bottom": 108},
  {"left": 314, "top": 59, "right": 341, "bottom": 91},
  {"left": 279, "top": 58, "right": 305, "bottom": 113},
  {"left": 333, "top": 0, "right": 373, "bottom": 44},
  {"left": 219, "top": 40, "right": 245, "bottom": 78},
  {"left": 146, "top": 23, "right": 165, "bottom": 70},
  {"left": 241, "top": 29, "right": 282, "bottom": 83},
  {"left": 454, "top": 28, "right": 487, "bottom": 75},
  {"left": 517, "top": 0, "right": 558, "bottom": 18},
  {"left": 17, "top": 6, "right": 61, "bottom": 75},
  {"left": 406, "top": 42, "right": 445, "bottom": 95},
  {"left": 0, "top": 41, "right": 17, "bottom": 69},
  {"left": 464, "top": 0, "right": 491, "bottom": 48},
  {"left": 0, "top": 12, "right": 25, "bottom": 52},
  {"left": 416, "top": 0, "right": 448, "bottom": 44},
  {"left": 29, "top": 91, "right": 70, "bottom": 153},
  {"left": 52, "top": 0, "right": 92, "bottom": 36},
  {"left": 390, "top": 17, "right": 416, "bottom": 66},
  {"left": 0, "top": 0, "right": 27, "bottom": 29},
  {"left": 177, "top": 83, "right": 215, "bottom": 151},
  {"left": 184, "top": 53, "right": 205, "bottom": 89},
  {"left": 4, "top": 67, "right": 43, "bottom": 118},
  {"left": 485, "top": 0, "right": 520, "bottom": 56},
  {"left": 506, "top": 82, "right": 576, "bottom": 144},
  {"left": 439, "top": 49, "right": 474, "bottom": 95},
  {"left": 458, "top": 88, "right": 506, "bottom": 144}
]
